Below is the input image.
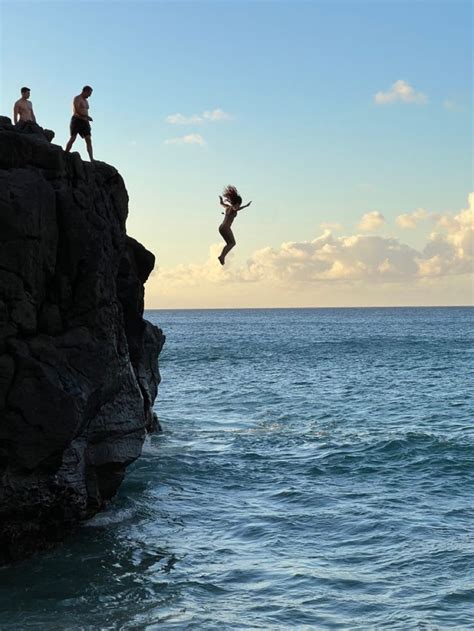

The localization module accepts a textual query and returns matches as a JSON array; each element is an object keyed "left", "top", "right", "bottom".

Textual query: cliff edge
[{"left": 0, "top": 117, "right": 165, "bottom": 563}]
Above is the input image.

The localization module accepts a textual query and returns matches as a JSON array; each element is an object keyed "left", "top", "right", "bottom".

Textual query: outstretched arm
[{"left": 237, "top": 201, "right": 252, "bottom": 211}]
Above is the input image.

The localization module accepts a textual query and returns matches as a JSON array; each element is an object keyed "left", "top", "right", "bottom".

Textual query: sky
[{"left": 1, "top": 0, "right": 472, "bottom": 308}]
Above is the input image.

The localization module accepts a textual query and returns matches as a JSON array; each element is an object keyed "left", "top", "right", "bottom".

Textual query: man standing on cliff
[
  {"left": 65, "top": 86, "right": 94, "bottom": 161},
  {"left": 13, "top": 87, "right": 37, "bottom": 125}
]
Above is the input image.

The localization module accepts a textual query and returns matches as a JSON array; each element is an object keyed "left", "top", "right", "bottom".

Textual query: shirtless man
[
  {"left": 65, "top": 85, "right": 94, "bottom": 161},
  {"left": 13, "top": 87, "right": 36, "bottom": 124}
]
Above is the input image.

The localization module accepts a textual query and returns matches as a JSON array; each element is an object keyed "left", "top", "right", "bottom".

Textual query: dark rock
[
  {"left": 0, "top": 124, "right": 165, "bottom": 564},
  {"left": 13, "top": 118, "right": 55, "bottom": 143},
  {"left": 0, "top": 117, "right": 14, "bottom": 132}
]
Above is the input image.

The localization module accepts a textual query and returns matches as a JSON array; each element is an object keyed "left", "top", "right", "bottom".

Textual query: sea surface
[{"left": 0, "top": 307, "right": 473, "bottom": 630}]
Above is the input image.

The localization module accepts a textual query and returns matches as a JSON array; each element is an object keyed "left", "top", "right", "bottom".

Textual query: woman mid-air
[{"left": 218, "top": 185, "right": 252, "bottom": 265}]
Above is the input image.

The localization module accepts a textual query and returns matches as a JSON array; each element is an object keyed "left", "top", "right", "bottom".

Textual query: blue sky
[{"left": 1, "top": 1, "right": 471, "bottom": 307}]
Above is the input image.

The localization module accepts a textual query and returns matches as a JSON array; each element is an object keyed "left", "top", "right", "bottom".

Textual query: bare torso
[
  {"left": 73, "top": 95, "right": 89, "bottom": 119},
  {"left": 14, "top": 98, "right": 35, "bottom": 122},
  {"left": 220, "top": 206, "right": 238, "bottom": 230}
]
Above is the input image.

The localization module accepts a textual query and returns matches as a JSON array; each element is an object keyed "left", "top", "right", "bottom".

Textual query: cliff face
[{"left": 0, "top": 117, "right": 164, "bottom": 563}]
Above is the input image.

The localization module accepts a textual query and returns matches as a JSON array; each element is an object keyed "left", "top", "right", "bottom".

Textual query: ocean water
[{"left": 0, "top": 307, "right": 473, "bottom": 630}]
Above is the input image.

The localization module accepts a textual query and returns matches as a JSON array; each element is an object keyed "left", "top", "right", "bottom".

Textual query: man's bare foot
[{"left": 218, "top": 255, "right": 225, "bottom": 266}]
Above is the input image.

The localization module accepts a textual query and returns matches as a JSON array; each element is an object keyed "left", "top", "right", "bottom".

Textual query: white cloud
[
  {"left": 166, "top": 108, "right": 233, "bottom": 125},
  {"left": 396, "top": 207, "right": 428, "bottom": 229},
  {"left": 237, "top": 233, "right": 420, "bottom": 283},
  {"left": 374, "top": 80, "right": 428, "bottom": 105},
  {"left": 358, "top": 211, "right": 385, "bottom": 232},
  {"left": 154, "top": 195, "right": 473, "bottom": 293},
  {"left": 164, "top": 133, "right": 205, "bottom": 146},
  {"left": 166, "top": 113, "right": 202, "bottom": 125},
  {"left": 156, "top": 232, "right": 420, "bottom": 288},
  {"left": 156, "top": 244, "right": 229, "bottom": 288},
  {"left": 419, "top": 193, "right": 474, "bottom": 276},
  {"left": 203, "top": 109, "right": 233, "bottom": 122}
]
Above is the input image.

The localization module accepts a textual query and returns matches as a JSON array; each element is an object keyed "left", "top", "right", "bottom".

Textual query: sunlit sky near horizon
[{"left": 1, "top": 0, "right": 472, "bottom": 308}]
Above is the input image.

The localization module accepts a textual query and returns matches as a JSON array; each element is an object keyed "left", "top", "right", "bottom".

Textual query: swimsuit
[
  {"left": 70, "top": 116, "right": 91, "bottom": 138},
  {"left": 219, "top": 210, "right": 237, "bottom": 234}
]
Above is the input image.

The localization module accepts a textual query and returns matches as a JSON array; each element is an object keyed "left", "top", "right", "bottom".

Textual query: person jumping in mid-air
[{"left": 218, "top": 185, "right": 252, "bottom": 265}]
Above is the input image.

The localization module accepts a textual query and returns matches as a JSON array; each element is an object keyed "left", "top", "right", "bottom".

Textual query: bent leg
[
  {"left": 65, "top": 134, "right": 77, "bottom": 152},
  {"left": 218, "top": 228, "right": 236, "bottom": 265}
]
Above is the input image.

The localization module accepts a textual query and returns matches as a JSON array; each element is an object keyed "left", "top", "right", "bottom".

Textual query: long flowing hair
[{"left": 222, "top": 185, "right": 242, "bottom": 207}]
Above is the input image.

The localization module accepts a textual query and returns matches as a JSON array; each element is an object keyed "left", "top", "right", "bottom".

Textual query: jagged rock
[
  {"left": 0, "top": 116, "right": 54, "bottom": 143},
  {"left": 0, "top": 123, "right": 165, "bottom": 564}
]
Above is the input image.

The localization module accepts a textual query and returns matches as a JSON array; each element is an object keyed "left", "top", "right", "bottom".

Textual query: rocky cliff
[{"left": 0, "top": 117, "right": 164, "bottom": 564}]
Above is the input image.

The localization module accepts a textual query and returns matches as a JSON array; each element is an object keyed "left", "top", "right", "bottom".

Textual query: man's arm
[
  {"left": 13, "top": 101, "right": 19, "bottom": 124},
  {"left": 31, "top": 103, "right": 36, "bottom": 124}
]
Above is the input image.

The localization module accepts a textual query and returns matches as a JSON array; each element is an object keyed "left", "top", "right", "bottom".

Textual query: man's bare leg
[
  {"left": 85, "top": 136, "right": 94, "bottom": 161},
  {"left": 65, "top": 134, "right": 77, "bottom": 152}
]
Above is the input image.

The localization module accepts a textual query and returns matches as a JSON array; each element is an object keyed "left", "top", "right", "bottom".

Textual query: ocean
[{"left": 0, "top": 307, "right": 473, "bottom": 630}]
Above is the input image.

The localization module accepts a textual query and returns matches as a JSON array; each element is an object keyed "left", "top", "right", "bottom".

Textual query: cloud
[
  {"left": 203, "top": 109, "right": 233, "bottom": 122},
  {"left": 166, "top": 109, "right": 233, "bottom": 125},
  {"left": 237, "top": 233, "right": 420, "bottom": 283},
  {"left": 374, "top": 80, "right": 428, "bottom": 105},
  {"left": 419, "top": 193, "right": 474, "bottom": 276},
  {"left": 164, "top": 133, "right": 205, "bottom": 146},
  {"left": 358, "top": 211, "right": 385, "bottom": 232},
  {"left": 156, "top": 232, "right": 420, "bottom": 288},
  {"left": 443, "top": 100, "right": 465, "bottom": 112},
  {"left": 396, "top": 207, "right": 428, "bottom": 229},
  {"left": 156, "top": 244, "right": 229, "bottom": 288},
  {"left": 166, "top": 113, "right": 202, "bottom": 125},
  {"left": 154, "top": 195, "right": 473, "bottom": 294}
]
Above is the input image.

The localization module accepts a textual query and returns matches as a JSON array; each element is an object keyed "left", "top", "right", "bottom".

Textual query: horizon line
[{"left": 145, "top": 305, "right": 473, "bottom": 311}]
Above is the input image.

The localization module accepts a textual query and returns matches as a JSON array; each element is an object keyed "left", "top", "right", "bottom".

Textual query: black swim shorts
[{"left": 70, "top": 116, "right": 91, "bottom": 138}]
